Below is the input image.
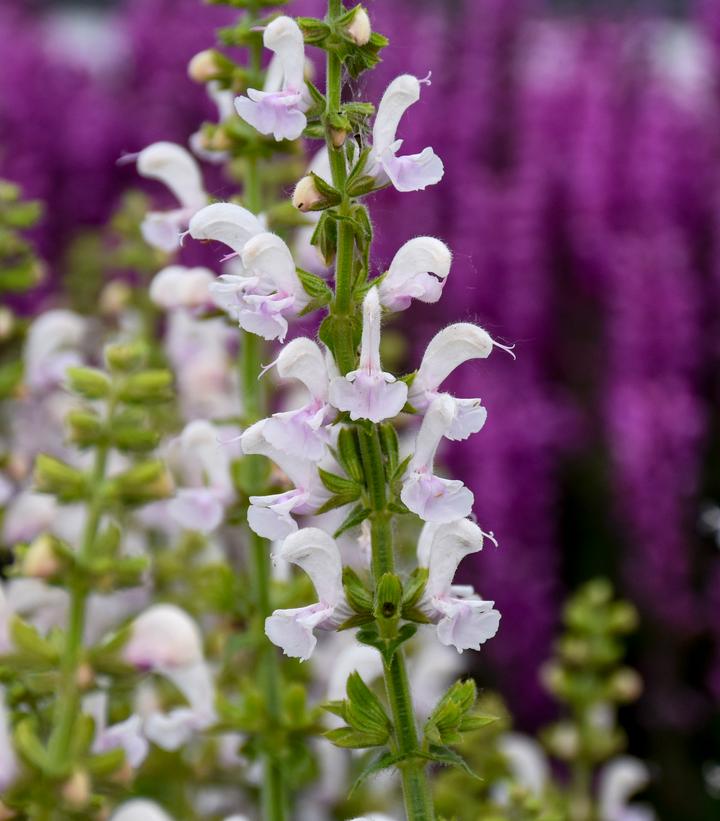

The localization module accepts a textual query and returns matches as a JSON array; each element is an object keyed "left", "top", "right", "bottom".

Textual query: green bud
[
  {"left": 22, "top": 534, "right": 63, "bottom": 580},
  {"left": 108, "top": 461, "right": 173, "bottom": 506},
  {"left": 608, "top": 668, "right": 643, "bottom": 702},
  {"left": 336, "top": 427, "right": 365, "bottom": 483},
  {"left": 374, "top": 573, "right": 403, "bottom": 623},
  {"left": 104, "top": 340, "right": 147, "bottom": 373},
  {"left": 117, "top": 370, "right": 173, "bottom": 404},
  {"left": 609, "top": 601, "right": 638, "bottom": 633},
  {"left": 66, "top": 410, "right": 104, "bottom": 447},
  {"left": 34, "top": 454, "right": 87, "bottom": 502},
  {"left": 65, "top": 367, "right": 111, "bottom": 400},
  {"left": 342, "top": 566, "right": 373, "bottom": 613}
]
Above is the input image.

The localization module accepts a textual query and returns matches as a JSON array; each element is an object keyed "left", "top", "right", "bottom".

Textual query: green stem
[{"left": 48, "top": 438, "right": 108, "bottom": 767}]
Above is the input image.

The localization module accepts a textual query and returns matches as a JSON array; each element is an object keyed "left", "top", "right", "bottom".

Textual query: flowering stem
[
  {"left": 47, "top": 435, "right": 109, "bottom": 769},
  {"left": 238, "top": 12, "right": 286, "bottom": 816}
]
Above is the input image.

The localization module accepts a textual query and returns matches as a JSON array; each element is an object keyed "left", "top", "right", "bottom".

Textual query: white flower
[
  {"left": 209, "top": 231, "right": 310, "bottom": 341},
  {"left": 149, "top": 265, "right": 215, "bottom": 311},
  {"left": 2, "top": 491, "right": 57, "bottom": 545},
  {"left": 166, "top": 420, "right": 235, "bottom": 533},
  {"left": 123, "top": 605, "right": 216, "bottom": 749},
  {"left": 0, "top": 688, "right": 19, "bottom": 792},
  {"left": 188, "top": 201, "right": 265, "bottom": 263},
  {"left": 240, "top": 420, "right": 330, "bottom": 539},
  {"left": 378, "top": 237, "right": 452, "bottom": 312},
  {"left": 110, "top": 800, "right": 175, "bottom": 821},
  {"left": 409, "top": 323, "right": 514, "bottom": 441},
  {"left": 262, "top": 338, "right": 336, "bottom": 461},
  {"left": 598, "top": 757, "right": 654, "bottom": 821},
  {"left": 369, "top": 74, "right": 444, "bottom": 192},
  {"left": 265, "top": 529, "right": 351, "bottom": 660},
  {"left": 401, "top": 395, "right": 474, "bottom": 522},
  {"left": 497, "top": 733, "right": 549, "bottom": 797},
  {"left": 135, "top": 142, "right": 208, "bottom": 252},
  {"left": 84, "top": 692, "right": 149, "bottom": 770},
  {"left": 24, "top": 309, "right": 86, "bottom": 392},
  {"left": 235, "top": 16, "right": 309, "bottom": 141},
  {"left": 329, "top": 288, "right": 408, "bottom": 422},
  {"left": 416, "top": 519, "right": 500, "bottom": 652}
]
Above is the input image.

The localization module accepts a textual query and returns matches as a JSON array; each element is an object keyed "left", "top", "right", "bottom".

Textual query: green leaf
[
  {"left": 402, "top": 567, "right": 429, "bottom": 609},
  {"left": 345, "top": 671, "right": 390, "bottom": 735},
  {"left": 324, "top": 726, "right": 387, "bottom": 749},
  {"left": 309, "top": 172, "right": 342, "bottom": 205},
  {"left": 315, "top": 490, "right": 362, "bottom": 514},
  {"left": 117, "top": 369, "right": 173, "bottom": 404},
  {"left": 336, "top": 612, "right": 375, "bottom": 631},
  {"left": 14, "top": 719, "right": 51, "bottom": 773},
  {"left": 318, "top": 467, "right": 360, "bottom": 495},
  {"left": 458, "top": 714, "right": 499, "bottom": 732},
  {"left": 342, "top": 566, "right": 373, "bottom": 613},
  {"left": 336, "top": 426, "right": 364, "bottom": 483},
  {"left": 86, "top": 747, "right": 126, "bottom": 777},
  {"left": 333, "top": 503, "right": 371, "bottom": 537},
  {"left": 390, "top": 453, "right": 412, "bottom": 484},
  {"left": 10, "top": 617, "right": 58, "bottom": 663},
  {"left": 349, "top": 749, "right": 402, "bottom": 795},
  {"left": 425, "top": 744, "right": 480, "bottom": 779},
  {"left": 321, "top": 700, "right": 347, "bottom": 720},
  {"left": 378, "top": 422, "right": 400, "bottom": 477},
  {"left": 296, "top": 267, "right": 333, "bottom": 302},
  {"left": 65, "top": 367, "right": 111, "bottom": 400}
]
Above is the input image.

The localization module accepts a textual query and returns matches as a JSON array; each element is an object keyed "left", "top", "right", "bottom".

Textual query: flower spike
[
  {"left": 235, "top": 16, "right": 309, "bottom": 141},
  {"left": 329, "top": 287, "right": 408, "bottom": 422},
  {"left": 401, "top": 394, "right": 474, "bottom": 522},
  {"left": 265, "top": 529, "right": 350, "bottom": 660},
  {"left": 136, "top": 142, "right": 208, "bottom": 251},
  {"left": 417, "top": 519, "right": 501, "bottom": 652},
  {"left": 370, "top": 74, "right": 444, "bottom": 192}
]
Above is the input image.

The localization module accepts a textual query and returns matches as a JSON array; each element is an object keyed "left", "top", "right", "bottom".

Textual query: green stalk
[
  {"left": 237, "top": 8, "right": 286, "bottom": 818},
  {"left": 324, "top": 5, "right": 435, "bottom": 815},
  {"left": 48, "top": 435, "right": 109, "bottom": 768}
]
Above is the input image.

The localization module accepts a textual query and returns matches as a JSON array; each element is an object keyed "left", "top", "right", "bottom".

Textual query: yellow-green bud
[
  {"left": 22, "top": 535, "right": 61, "bottom": 580},
  {"left": 188, "top": 50, "right": 220, "bottom": 83},
  {"left": 99, "top": 280, "right": 132, "bottom": 316},
  {"left": 609, "top": 668, "right": 643, "bottom": 702},
  {"left": 61, "top": 769, "right": 91, "bottom": 809}
]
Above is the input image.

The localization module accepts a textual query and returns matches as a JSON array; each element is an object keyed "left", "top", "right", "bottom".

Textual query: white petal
[
  {"left": 264, "top": 16, "right": 306, "bottom": 91},
  {"left": 435, "top": 598, "right": 501, "bottom": 652},
  {"left": 329, "top": 372, "right": 407, "bottom": 423},
  {"left": 149, "top": 265, "right": 214, "bottom": 310},
  {"left": 278, "top": 527, "right": 343, "bottom": 604},
  {"left": 327, "top": 644, "right": 383, "bottom": 702},
  {"left": 144, "top": 708, "right": 197, "bottom": 751},
  {"left": 598, "top": 758, "right": 651, "bottom": 821},
  {"left": 380, "top": 236, "right": 451, "bottom": 312},
  {"left": 276, "top": 337, "right": 330, "bottom": 400},
  {"left": 94, "top": 714, "right": 149, "bottom": 769},
  {"left": 446, "top": 397, "right": 488, "bottom": 441},
  {"left": 168, "top": 488, "right": 224, "bottom": 533},
  {"left": 136, "top": 142, "right": 207, "bottom": 209},
  {"left": 410, "top": 393, "right": 456, "bottom": 471},
  {"left": 241, "top": 231, "right": 303, "bottom": 297},
  {"left": 381, "top": 144, "right": 444, "bottom": 192},
  {"left": 373, "top": 74, "right": 422, "bottom": 155},
  {"left": 498, "top": 734, "right": 549, "bottom": 796},
  {"left": 401, "top": 473, "right": 473, "bottom": 523},
  {"left": 110, "top": 800, "right": 175, "bottom": 821},
  {"left": 123, "top": 605, "right": 203, "bottom": 670},
  {"left": 265, "top": 604, "right": 335, "bottom": 661},
  {"left": 188, "top": 202, "right": 265, "bottom": 256},
  {"left": 247, "top": 491, "right": 305, "bottom": 540},
  {"left": 141, "top": 211, "right": 186, "bottom": 252},
  {"left": 424, "top": 519, "right": 488, "bottom": 597},
  {"left": 412, "top": 324, "right": 495, "bottom": 399}
]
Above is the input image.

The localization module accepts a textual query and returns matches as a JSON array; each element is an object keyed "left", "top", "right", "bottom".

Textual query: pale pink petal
[
  {"left": 381, "top": 143, "right": 444, "bottom": 192},
  {"left": 247, "top": 489, "right": 309, "bottom": 539},
  {"left": 265, "top": 603, "right": 335, "bottom": 661},
  {"left": 329, "top": 371, "right": 407, "bottom": 423},
  {"left": 447, "top": 397, "right": 488, "bottom": 441},
  {"left": 434, "top": 598, "right": 501, "bottom": 652},
  {"left": 401, "top": 472, "right": 473, "bottom": 523},
  {"left": 168, "top": 488, "right": 225, "bottom": 533}
]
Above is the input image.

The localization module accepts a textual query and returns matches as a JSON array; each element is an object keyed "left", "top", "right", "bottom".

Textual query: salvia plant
[{"left": 0, "top": 2, "right": 660, "bottom": 820}]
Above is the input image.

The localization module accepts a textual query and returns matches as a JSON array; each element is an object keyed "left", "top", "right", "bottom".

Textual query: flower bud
[
  {"left": 22, "top": 535, "right": 61, "bottom": 580},
  {"left": 62, "top": 769, "right": 91, "bottom": 809},
  {"left": 330, "top": 128, "right": 347, "bottom": 148},
  {"left": 292, "top": 175, "right": 323, "bottom": 212},
  {"left": 0, "top": 308, "right": 14, "bottom": 342},
  {"left": 188, "top": 50, "right": 220, "bottom": 83},
  {"left": 544, "top": 722, "right": 579, "bottom": 760},
  {"left": 99, "top": 281, "right": 132, "bottom": 317},
  {"left": 609, "top": 668, "right": 643, "bottom": 702},
  {"left": 346, "top": 6, "right": 372, "bottom": 46},
  {"left": 76, "top": 662, "right": 95, "bottom": 690}
]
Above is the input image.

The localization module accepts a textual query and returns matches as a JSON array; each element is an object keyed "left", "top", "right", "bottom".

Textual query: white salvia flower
[
  {"left": 409, "top": 323, "right": 514, "bottom": 441},
  {"left": 135, "top": 142, "right": 208, "bottom": 252},
  {"left": 262, "top": 338, "right": 336, "bottom": 461},
  {"left": 210, "top": 231, "right": 310, "bottom": 341},
  {"left": 265, "top": 528, "right": 351, "bottom": 661},
  {"left": 329, "top": 288, "right": 408, "bottom": 422},
  {"left": 378, "top": 236, "right": 452, "bottom": 312},
  {"left": 327, "top": 643, "right": 383, "bottom": 703},
  {"left": 149, "top": 265, "right": 215, "bottom": 311},
  {"left": 166, "top": 420, "right": 234, "bottom": 534},
  {"left": 369, "top": 74, "right": 444, "bottom": 192},
  {"left": 0, "top": 688, "right": 19, "bottom": 792},
  {"left": 401, "top": 394, "right": 474, "bottom": 522},
  {"left": 598, "top": 757, "right": 654, "bottom": 821},
  {"left": 240, "top": 420, "right": 330, "bottom": 539},
  {"left": 497, "top": 733, "right": 549, "bottom": 797},
  {"left": 123, "top": 605, "right": 216, "bottom": 750},
  {"left": 24, "top": 309, "right": 86, "bottom": 392},
  {"left": 188, "top": 202, "right": 265, "bottom": 262},
  {"left": 416, "top": 518, "right": 500, "bottom": 652},
  {"left": 84, "top": 692, "right": 149, "bottom": 770},
  {"left": 110, "top": 800, "right": 175, "bottom": 821},
  {"left": 2, "top": 491, "right": 57, "bottom": 545},
  {"left": 235, "top": 16, "right": 309, "bottom": 141}
]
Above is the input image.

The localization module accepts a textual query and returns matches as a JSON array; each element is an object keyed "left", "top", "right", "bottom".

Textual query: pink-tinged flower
[
  {"left": 409, "top": 323, "right": 514, "bottom": 441},
  {"left": 0, "top": 687, "right": 19, "bottom": 792},
  {"left": 149, "top": 265, "right": 215, "bottom": 311},
  {"left": 416, "top": 518, "right": 500, "bottom": 653},
  {"left": 188, "top": 202, "right": 265, "bottom": 262},
  {"left": 240, "top": 421, "right": 330, "bottom": 540},
  {"left": 401, "top": 395, "right": 474, "bottom": 522},
  {"left": 166, "top": 420, "right": 235, "bottom": 534},
  {"left": 209, "top": 232, "right": 310, "bottom": 341},
  {"left": 24, "top": 310, "right": 86, "bottom": 393},
  {"left": 85, "top": 692, "right": 149, "bottom": 770},
  {"left": 135, "top": 142, "right": 208, "bottom": 252},
  {"left": 265, "top": 529, "right": 351, "bottom": 661},
  {"left": 369, "top": 74, "right": 444, "bottom": 192},
  {"left": 378, "top": 236, "right": 452, "bottom": 312},
  {"left": 123, "top": 605, "right": 216, "bottom": 751},
  {"left": 329, "top": 288, "right": 408, "bottom": 422},
  {"left": 235, "top": 16, "right": 309, "bottom": 141},
  {"left": 110, "top": 801, "right": 175, "bottom": 821},
  {"left": 262, "top": 338, "right": 336, "bottom": 461}
]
